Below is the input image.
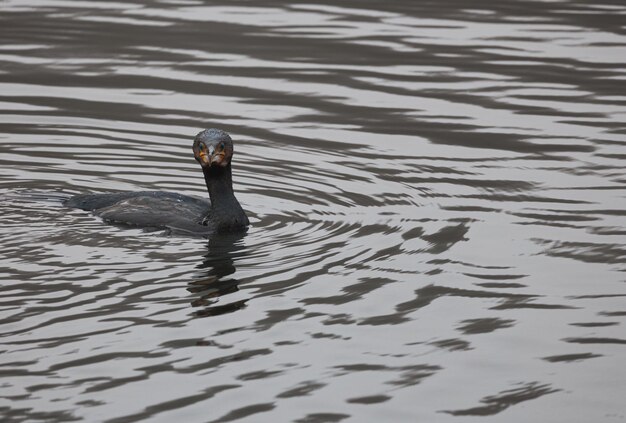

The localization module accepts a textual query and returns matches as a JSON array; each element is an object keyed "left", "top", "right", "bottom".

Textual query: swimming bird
[{"left": 64, "top": 129, "right": 249, "bottom": 236}]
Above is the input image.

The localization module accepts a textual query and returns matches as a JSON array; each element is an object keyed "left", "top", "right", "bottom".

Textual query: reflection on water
[
  {"left": 1, "top": 0, "right": 626, "bottom": 421},
  {"left": 191, "top": 234, "right": 248, "bottom": 318}
]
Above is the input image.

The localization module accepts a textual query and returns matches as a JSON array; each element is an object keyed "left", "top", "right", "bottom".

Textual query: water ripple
[{"left": 1, "top": 0, "right": 626, "bottom": 421}]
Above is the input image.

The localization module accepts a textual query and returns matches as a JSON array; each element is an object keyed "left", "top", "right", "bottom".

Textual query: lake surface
[{"left": 1, "top": 0, "right": 625, "bottom": 421}]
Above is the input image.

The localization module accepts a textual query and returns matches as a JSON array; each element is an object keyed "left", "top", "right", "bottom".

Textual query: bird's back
[{"left": 64, "top": 191, "right": 212, "bottom": 234}]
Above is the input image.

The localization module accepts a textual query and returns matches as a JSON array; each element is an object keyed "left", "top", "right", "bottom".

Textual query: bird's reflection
[{"left": 188, "top": 232, "right": 249, "bottom": 317}]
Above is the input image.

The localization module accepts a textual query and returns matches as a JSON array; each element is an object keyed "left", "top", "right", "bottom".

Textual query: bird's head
[{"left": 193, "top": 128, "right": 234, "bottom": 169}]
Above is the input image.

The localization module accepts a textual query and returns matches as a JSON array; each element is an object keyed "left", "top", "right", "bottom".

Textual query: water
[{"left": 1, "top": 0, "right": 625, "bottom": 421}]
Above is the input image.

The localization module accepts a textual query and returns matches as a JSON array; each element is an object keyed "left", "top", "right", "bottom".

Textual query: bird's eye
[{"left": 219, "top": 142, "right": 225, "bottom": 150}]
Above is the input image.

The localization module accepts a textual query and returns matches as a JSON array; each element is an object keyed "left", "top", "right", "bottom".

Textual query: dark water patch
[
  {"left": 541, "top": 208, "right": 626, "bottom": 217},
  {"left": 301, "top": 277, "right": 394, "bottom": 305},
  {"left": 570, "top": 322, "right": 619, "bottom": 328},
  {"left": 173, "top": 349, "right": 275, "bottom": 374},
  {"left": 466, "top": 193, "right": 593, "bottom": 204},
  {"left": 428, "top": 133, "right": 596, "bottom": 154},
  {"left": 333, "top": 363, "right": 440, "bottom": 388},
  {"left": 442, "top": 382, "right": 560, "bottom": 416},
  {"left": 534, "top": 240, "right": 626, "bottom": 265},
  {"left": 564, "top": 337, "right": 626, "bottom": 345},
  {"left": 310, "top": 332, "right": 349, "bottom": 340},
  {"left": 598, "top": 311, "right": 626, "bottom": 317},
  {"left": 75, "top": 400, "right": 104, "bottom": 407},
  {"left": 542, "top": 353, "right": 602, "bottom": 363},
  {"left": 390, "top": 176, "right": 539, "bottom": 191},
  {"left": 396, "top": 284, "right": 535, "bottom": 314},
  {"left": 0, "top": 407, "right": 80, "bottom": 423},
  {"left": 346, "top": 395, "right": 391, "bottom": 404},
  {"left": 512, "top": 211, "right": 599, "bottom": 223},
  {"left": 421, "top": 223, "right": 469, "bottom": 251},
  {"left": 358, "top": 313, "right": 411, "bottom": 327},
  {"left": 159, "top": 338, "right": 231, "bottom": 349},
  {"left": 47, "top": 351, "right": 170, "bottom": 372},
  {"left": 105, "top": 385, "right": 240, "bottom": 423},
  {"left": 457, "top": 318, "right": 515, "bottom": 335},
  {"left": 588, "top": 226, "right": 626, "bottom": 236},
  {"left": 442, "top": 205, "right": 502, "bottom": 213},
  {"left": 387, "top": 365, "right": 441, "bottom": 388},
  {"left": 321, "top": 314, "right": 357, "bottom": 326},
  {"left": 476, "top": 282, "right": 528, "bottom": 289},
  {"left": 464, "top": 273, "right": 527, "bottom": 281},
  {"left": 252, "top": 308, "right": 307, "bottom": 331},
  {"left": 491, "top": 299, "right": 576, "bottom": 311},
  {"left": 430, "top": 338, "right": 472, "bottom": 352},
  {"left": 294, "top": 413, "right": 350, "bottom": 423},
  {"left": 568, "top": 294, "right": 626, "bottom": 300},
  {"left": 277, "top": 381, "right": 327, "bottom": 398},
  {"left": 237, "top": 369, "right": 284, "bottom": 381},
  {"left": 206, "top": 403, "right": 276, "bottom": 423}
]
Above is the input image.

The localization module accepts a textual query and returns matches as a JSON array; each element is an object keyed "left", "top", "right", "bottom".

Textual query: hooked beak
[{"left": 197, "top": 145, "right": 226, "bottom": 167}]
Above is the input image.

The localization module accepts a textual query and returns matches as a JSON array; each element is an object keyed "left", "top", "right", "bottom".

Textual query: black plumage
[{"left": 64, "top": 129, "right": 249, "bottom": 236}]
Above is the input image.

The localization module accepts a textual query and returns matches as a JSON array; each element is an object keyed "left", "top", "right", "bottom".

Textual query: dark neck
[{"left": 202, "top": 164, "right": 248, "bottom": 231}]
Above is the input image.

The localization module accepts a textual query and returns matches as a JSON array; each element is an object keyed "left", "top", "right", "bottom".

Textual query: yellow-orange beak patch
[
  {"left": 196, "top": 149, "right": 228, "bottom": 168},
  {"left": 197, "top": 150, "right": 210, "bottom": 166}
]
